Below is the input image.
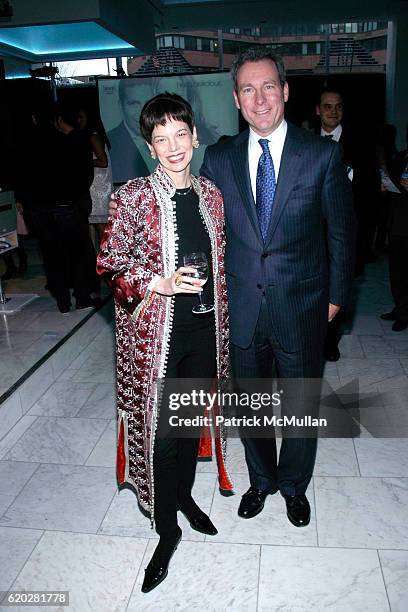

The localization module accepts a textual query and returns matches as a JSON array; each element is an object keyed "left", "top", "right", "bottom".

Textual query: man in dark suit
[
  {"left": 381, "top": 137, "right": 408, "bottom": 331},
  {"left": 316, "top": 88, "right": 380, "bottom": 271},
  {"left": 107, "top": 79, "right": 152, "bottom": 184},
  {"left": 315, "top": 89, "right": 380, "bottom": 360},
  {"left": 315, "top": 89, "right": 351, "bottom": 362},
  {"left": 201, "top": 48, "right": 355, "bottom": 527}
]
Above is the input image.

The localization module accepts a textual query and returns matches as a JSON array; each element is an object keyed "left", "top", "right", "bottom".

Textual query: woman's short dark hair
[
  {"left": 231, "top": 47, "right": 286, "bottom": 91},
  {"left": 140, "top": 92, "right": 195, "bottom": 143}
]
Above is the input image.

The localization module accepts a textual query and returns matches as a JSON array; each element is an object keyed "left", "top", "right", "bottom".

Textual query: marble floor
[
  {"left": 0, "top": 239, "right": 109, "bottom": 398},
  {"left": 0, "top": 256, "right": 408, "bottom": 611}
]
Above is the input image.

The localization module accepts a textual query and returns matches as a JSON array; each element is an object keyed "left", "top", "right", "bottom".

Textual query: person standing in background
[
  {"left": 315, "top": 89, "right": 380, "bottom": 360},
  {"left": 316, "top": 89, "right": 380, "bottom": 279},
  {"left": 30, "top": 104, "right": 96, "bottom": 313},
  {"left": 315, "top": 89, "right": 351, "bottom": 362},
  {"left": 381, "top": 128, "right": 408, "bottom": 332},
  {"left": 107, "top": 80, "right": 154, "bottom": 183},
  {"left": 77, "top": 107, "right": 113, "bottom": 245}
]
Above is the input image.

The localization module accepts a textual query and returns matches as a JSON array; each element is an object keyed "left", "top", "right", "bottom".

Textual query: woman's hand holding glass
[{"left": 153, "top": 267, "right": 205, "bottom": 296}]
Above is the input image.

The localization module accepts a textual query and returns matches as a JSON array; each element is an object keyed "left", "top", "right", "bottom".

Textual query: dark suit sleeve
[
  {"left": 200, "top": 146, "right": 216, "bottom": 183},
  {"left": 321, "top": 143, "right": 356, "bottom": 306}
]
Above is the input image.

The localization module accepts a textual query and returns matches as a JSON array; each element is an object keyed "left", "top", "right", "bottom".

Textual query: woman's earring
[
  {"left": 192, "top": 138, "right": 200, "bottom": 149},
  {"left": 150, "top": 150, "right": 156, "bottom": 159}
]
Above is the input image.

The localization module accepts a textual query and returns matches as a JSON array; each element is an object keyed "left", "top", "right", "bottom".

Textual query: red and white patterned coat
[{"left": 97, "top": 164, "right": 233, "bottom": 522}]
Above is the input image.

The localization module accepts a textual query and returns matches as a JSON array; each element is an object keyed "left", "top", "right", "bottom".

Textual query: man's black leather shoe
[
  {"left": 324, "top": 346, "right": 340, "bottom": 362},
  {"left": 283, "top": 494, "right": 310, "bottom": 527},
  {"left": 141, "top": 528, "right": 182, "bottom": 593},
  {"left": 238, "top": 486, "right": 278, "bottom": 519},
  {"left": 57, "top": 301, "right": 71, "bottom": 315},
  {"left": 184, "top": 510, "right": 218, "bottom": 535},
  {"left": 392, "top": 320, "right": 408, "bottom": 332},
  {"left": 381, "top": 311, "right": 396, "bottom": 321}
]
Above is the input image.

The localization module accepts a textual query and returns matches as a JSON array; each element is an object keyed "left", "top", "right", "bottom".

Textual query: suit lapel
[
  {"left": 265, "top": 124, "right": 303, "bottom": 245},
  {"left": 230, "top": 131, "right": 263, "bottom": 244}
]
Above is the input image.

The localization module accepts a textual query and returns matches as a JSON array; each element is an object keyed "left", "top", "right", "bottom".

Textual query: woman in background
[{"left": 77, "top": 107, "right": 113, "bottom": 244}]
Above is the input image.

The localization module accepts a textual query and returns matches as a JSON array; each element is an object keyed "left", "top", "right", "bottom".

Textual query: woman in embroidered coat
[{"left": 97, "top": 93, "right": 231, "bottom": 593}]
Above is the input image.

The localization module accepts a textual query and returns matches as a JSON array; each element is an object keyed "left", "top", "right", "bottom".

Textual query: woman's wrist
[
  {"left": 152, "top": 277, "right": 167, "bottom": 295},
  {"left": 148, "top": 274, "right": 162, "bottom": 293}
]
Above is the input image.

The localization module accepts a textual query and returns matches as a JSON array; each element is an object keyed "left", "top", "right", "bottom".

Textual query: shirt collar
[
  {"left": 249, "top": 119, "right": 287, "bottom": 151},
  {"left": 321, "top": 123, "right": 343, "bottom": 142}
]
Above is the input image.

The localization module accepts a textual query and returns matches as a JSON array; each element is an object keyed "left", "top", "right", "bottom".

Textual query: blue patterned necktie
[{"left": 256, "top": 138, "right": 277, "bottom": 240}]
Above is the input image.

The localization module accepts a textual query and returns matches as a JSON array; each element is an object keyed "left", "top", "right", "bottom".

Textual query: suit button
[
  {"left": 257, "top": 283, "right": 262, "bottom": 290},
  {"left": 261, "top": 252, "right": 269, "bottom": 258}
]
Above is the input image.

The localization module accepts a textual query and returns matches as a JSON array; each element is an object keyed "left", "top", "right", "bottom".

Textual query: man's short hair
[
  {"left": 118, "top": 76, "right": 163, "bottom": 106},
  {"left": 317, "top": 88, "right": 344, "bottom": 106},
  {"left": 231, "top": 47, "right": 286, "bottom": 91}
]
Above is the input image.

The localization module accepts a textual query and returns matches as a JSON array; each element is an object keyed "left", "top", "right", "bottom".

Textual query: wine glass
[{"left": 182, "top": 251, "right": 214, "bottom": 314}]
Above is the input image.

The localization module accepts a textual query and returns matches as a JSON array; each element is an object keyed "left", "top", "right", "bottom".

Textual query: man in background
[
  {"left": 381, "top": 128, "right": 408, "bottom": 331},
  {"left": 107, "top": 79, "right": 154, "bottom": 183},
  {"left": 316, "top": 89, "right": 380, "bottom": 359},
  {"left": 316, "top": 90, "right": 380, "bottom": 276},
  {"left": 30, "top": 105, "right": 96, "bottom": 313}
]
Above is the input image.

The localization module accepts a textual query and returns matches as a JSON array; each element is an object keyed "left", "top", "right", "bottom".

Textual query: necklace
[{"left": 174, "top": 185, "right": 193, "bottom": 196}]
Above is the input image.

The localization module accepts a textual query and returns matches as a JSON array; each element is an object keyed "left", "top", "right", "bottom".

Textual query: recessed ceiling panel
[{"left": 0, "top": 22, "right": 135, "bottom": 56}]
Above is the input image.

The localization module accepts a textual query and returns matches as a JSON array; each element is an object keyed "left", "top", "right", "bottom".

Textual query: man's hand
[
  {"left": 109, "top": 193, "right": 117, "bottom": 215},
  {"left": 328, "top": 303, "right": 341, "bottom": 322}
]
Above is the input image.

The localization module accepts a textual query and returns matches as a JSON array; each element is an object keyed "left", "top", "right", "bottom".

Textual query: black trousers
[
  {"left": 389, "top": 235, "right": 408, "bottom": 322},
  {"left": 31, "top": 200, "right": 96, "bottom": 305},
  {"left": 2, "top": 243, "right": 27, "bottom": 272},
  {"left": 230, "top": 298, "right": 322, "bottom": 496},
  {"left": 154, "top": 322, "right": 216, "bottom": 536}
]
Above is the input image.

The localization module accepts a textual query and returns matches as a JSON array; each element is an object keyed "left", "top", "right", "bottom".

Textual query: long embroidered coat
[{"left": 97, "top": 164, "right": 233, "bottom": 521}]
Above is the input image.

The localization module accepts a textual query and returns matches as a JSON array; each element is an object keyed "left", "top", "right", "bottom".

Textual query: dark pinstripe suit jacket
[
  {"left": 107, "top": 122, "right": 150, "bottom": 184},
  {"left": 201, "top": 122, "right": 355, "bottom": 351}
]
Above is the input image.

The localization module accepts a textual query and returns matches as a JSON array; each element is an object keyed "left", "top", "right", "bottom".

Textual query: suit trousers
[
  {"left": 389, "top": 235, "right": 408, "bottom": 322},
  {"left": 31, "top": 200, "right": 95, "bottom": 306},
  {"left": 154, "top": 322, "right": 216, "bottom": 537},
  {"left": 230, "top": 297, "right": 322, "bottom": 496}
]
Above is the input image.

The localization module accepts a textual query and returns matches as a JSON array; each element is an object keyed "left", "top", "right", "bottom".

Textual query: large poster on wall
[{"left": 98, "top": 72, "right": 238, "bottom": 184}]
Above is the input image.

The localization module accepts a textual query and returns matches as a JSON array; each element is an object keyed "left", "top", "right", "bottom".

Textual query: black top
[
  {"left": 173, "top": 187, "right": 214, "bottom": 330},
  {"left": 55, "top": 129, "right": 94, "bottom": 203}
]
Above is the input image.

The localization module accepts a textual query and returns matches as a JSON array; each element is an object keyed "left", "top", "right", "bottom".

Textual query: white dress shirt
[
  {"left": 248, "top": 119, "right": 287, "bottom": 201},
  {"left": 320, "top": 123, "right": 343, "bottom": 142},
  {"left": 320, "top": 123, "right": 353, "bottom": 181}
]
